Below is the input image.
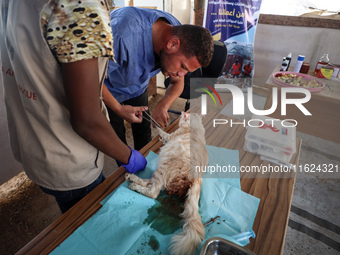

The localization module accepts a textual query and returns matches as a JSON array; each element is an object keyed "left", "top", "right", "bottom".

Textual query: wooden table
[
  {"left": 265, "top": 65, "right": 340, "bottom": 144},
  {"left": 17, "top": 110, "right": 301, "bottom": 255}
]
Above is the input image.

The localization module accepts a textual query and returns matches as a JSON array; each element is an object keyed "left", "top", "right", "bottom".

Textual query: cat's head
[
  {"left": 178, "top": 112, "right": 190, "bottom": 128},
  {"left": 179, "top": 112, "right": 204, "bottom": 131},
  {"left": 178, "top": 112, "right": 206, "bottom": 143},
  {"left": 181, "top": 112, "right": 190, "bottom": 120}
]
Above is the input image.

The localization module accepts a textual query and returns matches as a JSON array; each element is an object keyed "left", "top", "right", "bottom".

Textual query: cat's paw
[{"left": 129, "top": 182, "right": 140, "bottom": 191}]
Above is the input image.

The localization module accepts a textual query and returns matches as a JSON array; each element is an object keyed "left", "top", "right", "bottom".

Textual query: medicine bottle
[
  {"left": 300, "top": 62, "right": 310, "bottom": 74},
  {"left": 286, "top": 52, "right": 292, "bottom": 70},
  {"left": 293, "top": 55, "right": 305, "bottom": 73},
  {"left": 280, "top": 57, "right": 288, "bottom": 71},
  {"left": 314, "top": 53, "right": 329, "bottom": 75}
]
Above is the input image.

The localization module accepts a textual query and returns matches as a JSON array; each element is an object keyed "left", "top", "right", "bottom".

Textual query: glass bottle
[{"left": 314, "top": 53, "right": 329, "bottom": 75}]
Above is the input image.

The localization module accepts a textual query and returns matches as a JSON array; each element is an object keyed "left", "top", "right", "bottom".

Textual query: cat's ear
[{"left": 181, "top": 112, "right": 189, "bottom": 121}]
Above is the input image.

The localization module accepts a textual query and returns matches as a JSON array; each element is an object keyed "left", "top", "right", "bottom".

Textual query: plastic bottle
[
  {"left": 217, "top": 72, "right": 228, "bottom": 84},
  {"left": 293, "top": 55, "right": 305, "bottom": 73},
  {"left": 314, "top": 53, "right": 329, "bottom": 75},
  {"left": 280, "top": 57, "right": 288, "bottom": 71},
  {"left": 286, "top": 52, "right": 292, "bottom": 70}
]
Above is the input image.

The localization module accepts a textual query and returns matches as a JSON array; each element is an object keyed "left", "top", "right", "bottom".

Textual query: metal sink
[{"left": 200, "top": 237, "right": 256, "bottom": 255}]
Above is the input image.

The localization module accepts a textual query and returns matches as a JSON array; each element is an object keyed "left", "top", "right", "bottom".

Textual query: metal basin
[{"left": 200, "top": 237, "right": 255, "bottom": 255}]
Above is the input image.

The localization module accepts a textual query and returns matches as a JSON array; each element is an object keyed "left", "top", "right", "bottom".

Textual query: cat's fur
[{"left": 125, "top": 112, "right": 209, "bottom": 255}]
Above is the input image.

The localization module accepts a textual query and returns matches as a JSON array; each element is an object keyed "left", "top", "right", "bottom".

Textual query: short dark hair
[{"left": 172, "top": 25, "right": 214, "bottom": 67}]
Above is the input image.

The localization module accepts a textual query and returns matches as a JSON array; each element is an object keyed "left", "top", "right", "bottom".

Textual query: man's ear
[{"left": 166, "top": 37, "right": 180, "bottom": 53}]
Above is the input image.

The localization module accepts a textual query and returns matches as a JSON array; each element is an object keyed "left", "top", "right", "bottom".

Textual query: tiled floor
[{"left": 283, "top": 132, "right": 340, "bottom": 254}]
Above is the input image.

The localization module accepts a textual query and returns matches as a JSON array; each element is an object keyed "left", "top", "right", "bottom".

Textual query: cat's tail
[{"left": 169, "top": 178, "right": 204, "bottom": 255}]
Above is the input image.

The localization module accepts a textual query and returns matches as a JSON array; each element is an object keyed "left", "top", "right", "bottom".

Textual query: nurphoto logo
[{"left": 200, "top": 84, "right": 311, "bottom": 116}]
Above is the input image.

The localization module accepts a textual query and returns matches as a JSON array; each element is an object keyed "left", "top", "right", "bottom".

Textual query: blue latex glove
[{"left": 119, "top": 147, "right": 147, "bottom": 173}]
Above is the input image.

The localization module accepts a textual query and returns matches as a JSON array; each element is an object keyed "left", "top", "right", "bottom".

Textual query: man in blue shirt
[{"left": 103, "top": 7, "right": 214, "bottom": 150}]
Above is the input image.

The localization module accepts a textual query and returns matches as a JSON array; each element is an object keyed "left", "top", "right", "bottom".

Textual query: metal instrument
[
  {"left": 203, "top": 216, "right": 220, "bottom": 227},
  {"left": 141, "top": 106, "right": 165, "bottom": 131}
]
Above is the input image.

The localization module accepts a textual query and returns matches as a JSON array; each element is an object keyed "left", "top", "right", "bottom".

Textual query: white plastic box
[{"left": 243, "top": 115, "right": 296, "bottom": 164}]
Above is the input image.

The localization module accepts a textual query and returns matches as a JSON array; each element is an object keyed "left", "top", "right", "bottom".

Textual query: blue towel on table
[{"left": 51, "top": 146, "right": 260, "bottom": 255}]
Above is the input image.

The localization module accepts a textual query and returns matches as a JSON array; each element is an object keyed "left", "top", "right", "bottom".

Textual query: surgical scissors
[{"left": 141, "top": 106, "right": 165, "bottom": 131}]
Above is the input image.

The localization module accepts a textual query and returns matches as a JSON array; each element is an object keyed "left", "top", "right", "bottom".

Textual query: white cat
[{"left": 125, "top": 112, "right": 209, "bottom": 255}]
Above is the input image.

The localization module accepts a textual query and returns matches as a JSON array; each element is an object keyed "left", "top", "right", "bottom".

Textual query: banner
[{"left": 203, "top": 0, "right": 262, "bottom": 88}]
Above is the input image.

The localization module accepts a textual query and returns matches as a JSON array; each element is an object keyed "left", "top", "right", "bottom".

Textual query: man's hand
[
  {"left": 152, "top": 103, "right": 169, "bottom": 129},
  {"left": 101, "top": 84, "right": 147, "bottom": 124},
  {"left": 119, "top": 147, "right": 147, "bottom": 173},
  {"left": 118, "top": 105, "right": 147, "bottom": 124},
  {"left": 150, "top": 76, "right": 185, "bottom": 129}
]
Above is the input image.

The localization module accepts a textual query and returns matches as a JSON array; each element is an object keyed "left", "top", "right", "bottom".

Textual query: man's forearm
[
  {"left": 62, "top": 59, "right": 131, "bottom": 164},
  {"left": 102, "top": 83, "right": 123, "bottom": 113},
  {"left": 157, "top": 76, "right": 184, "bottom": 110}
]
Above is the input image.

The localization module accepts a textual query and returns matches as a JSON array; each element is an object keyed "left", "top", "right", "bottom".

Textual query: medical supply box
[{"left": 243, "top": 115, "right": 296, "bottom": 164}]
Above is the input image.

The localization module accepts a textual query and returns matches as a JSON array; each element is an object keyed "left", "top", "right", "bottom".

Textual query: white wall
[
  {"left": 130, "top": 0, "right": 163, "bottom": 10},
  {"left": 253, "top": 24, "right": 340, "bottom": 81},
  {"left": 113, "top": 0, "right": 163, "bottom": 10},
  {"left": 164, "top": 0, "right": 191, "bottom": 24}
]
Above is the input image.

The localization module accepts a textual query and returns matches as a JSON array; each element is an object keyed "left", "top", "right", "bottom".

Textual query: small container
[
  {"left": 286, "top": 52, "right": 292, "bottom": 69},
  {"left": 300, "top": 62, "right": 310, "bottom": 74},
  {"left": 280, "top": 57, "right": 288, "bottom": 71},
  {"left": 244, "top": 115, "right": 296, "bottom": 164},
  {"left": 327, "top": 63, "right": 340, "bottom": 79},
  {"left": 293, "top": 55, "right": 305, "bottom": 73},
  {"left": 314, "top": 53, "right": 329, "bottom": 75},
  {"left": 200, "top": 237, "right": 255, "bottom": 255},
  {"left": 317, "top": 66, "right": 334, "bottom": 79}
]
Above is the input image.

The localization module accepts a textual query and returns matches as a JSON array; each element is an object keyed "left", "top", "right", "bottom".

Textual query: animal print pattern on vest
[{"left": 41, "top": 0, "right": 114, "bottom": 63}]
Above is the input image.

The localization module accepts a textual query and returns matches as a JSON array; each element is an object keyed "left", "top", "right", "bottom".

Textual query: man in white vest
[{"left": 0, "top": 0, "right": 147, "bottom": 213}]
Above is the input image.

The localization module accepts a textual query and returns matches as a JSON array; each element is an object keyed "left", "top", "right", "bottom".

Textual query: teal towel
[{"left": 51, "top": 146, "right": 260, "bottom": 255}]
